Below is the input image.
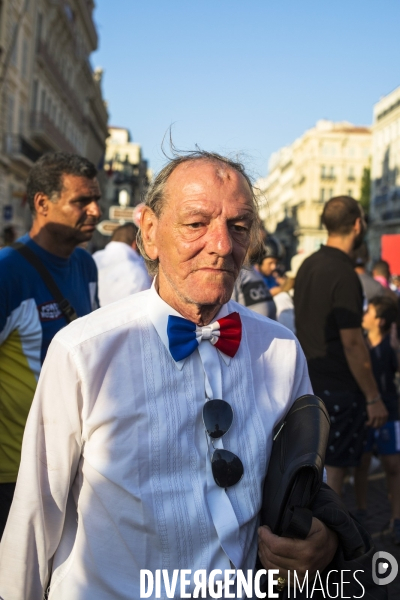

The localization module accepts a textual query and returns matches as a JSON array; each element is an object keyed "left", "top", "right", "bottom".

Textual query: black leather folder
[{"left": 260, "top": 394, "right": 330, "bottom": 538}]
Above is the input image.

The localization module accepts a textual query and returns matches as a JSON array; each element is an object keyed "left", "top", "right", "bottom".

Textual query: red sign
[{"left": 381, "top": 234, "right": 400, "bottom": 275}]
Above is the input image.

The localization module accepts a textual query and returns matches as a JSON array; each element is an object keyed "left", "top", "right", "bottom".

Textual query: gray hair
[{"left": 136, "top": 149, "right": 261, "bottom": 275}]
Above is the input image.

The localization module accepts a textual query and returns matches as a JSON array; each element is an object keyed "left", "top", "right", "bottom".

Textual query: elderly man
[{"left": 0, "top": 152, "right": 338, "bottom": 599}]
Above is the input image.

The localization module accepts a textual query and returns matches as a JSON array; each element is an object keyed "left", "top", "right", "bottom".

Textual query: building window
[
  {"left": 7, "top": 95, "right": 15, "bottom": 133},
  {"left": 329, "top": 189, "right": 334, "bottom": 199},
  {"left": 32, "top": 80, "right": 38, "bottom": 111},
  {"left": 320, "top": 188, "right": 325, "bottom": 202},
  {"left": 329, "top": 166, "right": 335, "bottom": 178},
  {"left": 36, "top": 13, "right": 43, "bottom": 50},
  {"left": 40, "top": 89, "right": 46, "bottom": 113},
  {"left": 321, "top": 165, "right": 326, "bottom": 178},
  {"left": 10, "top": 23, "right": 18, "bottom": 66},
  {"left": 21, "top": 39, "right": 28, "bottom": 78},
  {"left": 19, "top": 106, "right": 25, "bottom": 135},
  {"left": 348, "top": 189, "right": 353, "bottom": 197}
]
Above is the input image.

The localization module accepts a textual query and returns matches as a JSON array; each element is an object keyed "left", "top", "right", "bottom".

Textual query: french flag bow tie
[{"left": 167, "top": 312, "right": 242, "bottom": 362}]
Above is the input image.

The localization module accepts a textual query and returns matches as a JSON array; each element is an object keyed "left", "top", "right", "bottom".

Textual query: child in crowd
[{"left": 354, "top": 296, "right": 400, "bottom": 544}]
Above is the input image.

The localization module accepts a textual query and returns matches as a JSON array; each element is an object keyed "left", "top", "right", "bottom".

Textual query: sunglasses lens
[
  {"left": 203, "top": 399, "right": 233, "bottom": 439},
  {"left": 211, "top": 449, "right": 244, "bottom": 488}
]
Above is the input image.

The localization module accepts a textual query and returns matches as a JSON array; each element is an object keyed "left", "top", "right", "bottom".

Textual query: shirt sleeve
[
  {"left": 332, "top": 271, "right": 363, "bottom": 330},
  {"left": 0, "top": 337, "right": 83, "bottom": 600},
  {"left": 290, "top": 339, "right": 314, "bottom": 404}
]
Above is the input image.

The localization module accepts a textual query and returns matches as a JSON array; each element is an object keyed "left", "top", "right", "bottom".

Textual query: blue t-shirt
[
  {"left": 262, "top": 274, "right": 278, "bottom": 289},
  {"left": 0, "top": 234, "right": 98, "bottom": 482}
]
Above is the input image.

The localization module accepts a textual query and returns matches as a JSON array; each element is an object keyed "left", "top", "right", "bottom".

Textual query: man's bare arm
[{"left": 340, "top": 327, "right": 387, "bottom": 428}]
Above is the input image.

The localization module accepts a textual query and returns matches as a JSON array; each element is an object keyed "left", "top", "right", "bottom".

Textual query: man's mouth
[
  {"left": 80, "top": 223, "right": 97, "bottom": 229},
  {"left": 197, "top": 267, "right": 234, "bottom": 274}
]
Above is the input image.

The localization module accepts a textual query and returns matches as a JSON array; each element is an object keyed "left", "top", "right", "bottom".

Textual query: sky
[{"left": 91, "top": 0, "right": 400, "bottom": 180}]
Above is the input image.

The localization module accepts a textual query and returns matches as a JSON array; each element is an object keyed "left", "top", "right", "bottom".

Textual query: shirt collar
[
  {"left": 320, "top": 244, "right": 354, "bottom": 266},
  {"left": 148, "top": 279, "right": 233, "bottom": 370}
]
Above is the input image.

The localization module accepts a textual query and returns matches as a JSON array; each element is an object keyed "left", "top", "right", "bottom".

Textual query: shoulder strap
[{"left": 12, "top": 242, "right": 78, "bottom": 324}]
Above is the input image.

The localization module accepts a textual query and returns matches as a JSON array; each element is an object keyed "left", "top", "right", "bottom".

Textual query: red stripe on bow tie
[{"left": 214, "top": 312, "right": 242, "bottom": 358}]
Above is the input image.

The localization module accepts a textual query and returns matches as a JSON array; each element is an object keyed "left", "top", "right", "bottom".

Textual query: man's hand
[
  {"left": 366, "top": 399, "right": 388, "bottom": 428},
  {"left": 258, "top": 518, "right": 338, "bottom": 585}
]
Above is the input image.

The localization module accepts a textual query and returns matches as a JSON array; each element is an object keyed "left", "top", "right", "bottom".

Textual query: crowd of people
[
  {"left": 250, "top": 199, "right": 400, "bottom": 546},
  {"left": 0, "top": 151, "right": 398, "bottom": 598}
]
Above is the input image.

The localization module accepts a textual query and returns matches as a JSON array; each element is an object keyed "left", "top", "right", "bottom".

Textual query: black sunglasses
[{"left": 202, "top": 399, "right": 244, "bottom": 488}]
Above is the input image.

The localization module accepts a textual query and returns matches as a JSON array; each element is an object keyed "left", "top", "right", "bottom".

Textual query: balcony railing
[
  {"left": 320, "top": 174, "right": 336, "bottom": 180},
  {"left": 3, "top": 134, "right": 43, "bottom": 163},
  {"left": 382, "top": 208, "right": 400, "bottom": 221},
  {"left": 30, "top": 112, "right": 78, "bottom": 154}
]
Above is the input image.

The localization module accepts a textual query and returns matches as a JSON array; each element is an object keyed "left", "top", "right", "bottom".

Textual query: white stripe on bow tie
[{"left": 195, "top": 321, "right": 221, "bottom": 345}]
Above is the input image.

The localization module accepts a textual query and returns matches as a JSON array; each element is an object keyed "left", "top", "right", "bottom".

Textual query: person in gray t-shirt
[
  {"left": 353, "top": 243, "right": 385, "bottom": 304},
  {"left": 232, "top": 266, "right": 277, "bottom": 319}
]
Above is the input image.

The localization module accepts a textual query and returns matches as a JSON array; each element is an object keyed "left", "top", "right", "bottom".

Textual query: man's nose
[
  {"left": 87, "top": 200, "right": 102, "bottom": 220},
  {"left": 208, "top": 222, "right": 233, "bottom": 256}
]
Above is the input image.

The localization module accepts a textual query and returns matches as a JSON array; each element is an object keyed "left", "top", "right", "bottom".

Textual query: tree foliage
[{"left": 359, "top": 167, "right": 371, "bottom": 214}]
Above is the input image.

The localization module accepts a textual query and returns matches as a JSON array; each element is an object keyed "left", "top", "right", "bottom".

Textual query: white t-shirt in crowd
[
  {"left": 273, "top": 290, "right": 296, "bottom": 333},
  {"left": 93, "top": 241, "right": 151, "bottom": 305}
]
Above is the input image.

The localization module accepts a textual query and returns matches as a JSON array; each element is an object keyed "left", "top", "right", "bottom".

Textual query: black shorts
[{"left": 316, "top": 390, "right": 367, "bottom": 468}]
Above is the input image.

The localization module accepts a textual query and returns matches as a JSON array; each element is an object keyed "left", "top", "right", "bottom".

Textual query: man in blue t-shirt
[{"left": 0, "top": 152, "right": 101, "bottom": 536}]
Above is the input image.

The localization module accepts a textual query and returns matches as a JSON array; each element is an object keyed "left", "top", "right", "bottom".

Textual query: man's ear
[
  {"left": 354, "top": 216, "right": 362, "bottom": 235},
  {"left": 33, "top": 192, "right": 50, "bottom": 216},
  {"left": 140, "top": 207, "right": 159, "bottom": 261}
]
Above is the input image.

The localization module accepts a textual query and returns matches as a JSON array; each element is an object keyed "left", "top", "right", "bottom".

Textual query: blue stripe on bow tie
[{"left": 167, "top": 315, "right": 199, "bottom": 362}]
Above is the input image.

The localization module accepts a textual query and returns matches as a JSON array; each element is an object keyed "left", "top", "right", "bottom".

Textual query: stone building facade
[
  {"left": 257, "top": 120, "right": 371, "bottom": 260},
  {"left": 0, "top": 0, "right": 108, "bottom": 242},
  {"left": 369, "top": 85, "right": 400, "bottom": 260}
]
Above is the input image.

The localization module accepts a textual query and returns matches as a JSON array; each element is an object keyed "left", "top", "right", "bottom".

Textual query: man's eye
[
  {"left": 187, "top": 222, "right": 204, "bottom": 229},
  {"left": 232, "top": 224, "right": 248, "bottom": 233}
]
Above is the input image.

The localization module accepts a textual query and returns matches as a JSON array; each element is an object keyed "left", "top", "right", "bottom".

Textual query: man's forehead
[
  {"left": 164, "top": 160, "right": 253, "bottom": 204},
  {"left": 61, "top": 173, "right": 100, "bottom": 192}
]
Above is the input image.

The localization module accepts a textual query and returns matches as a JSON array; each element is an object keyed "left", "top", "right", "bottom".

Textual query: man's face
[
  {"left": 144, "top": 160, "right": 255, "bottom": 307},
  {"left": 44, "top": 174, "right": 101, "bottom": 243},
  {"left": 259, "top": 257, "right": 277, "bottom": 277},
  {"left": 362, "top": 303, "right": 380, "bottom": 333}
]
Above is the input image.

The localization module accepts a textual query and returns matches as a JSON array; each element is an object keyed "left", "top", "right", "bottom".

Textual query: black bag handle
[{"left": 12, "top": 242, "right": 78, "bottom": 324}]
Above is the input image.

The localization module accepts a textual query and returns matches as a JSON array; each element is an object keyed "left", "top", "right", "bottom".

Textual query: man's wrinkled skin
[{"left": 30, "top": 173, "right": 101, "bottom": 258}]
